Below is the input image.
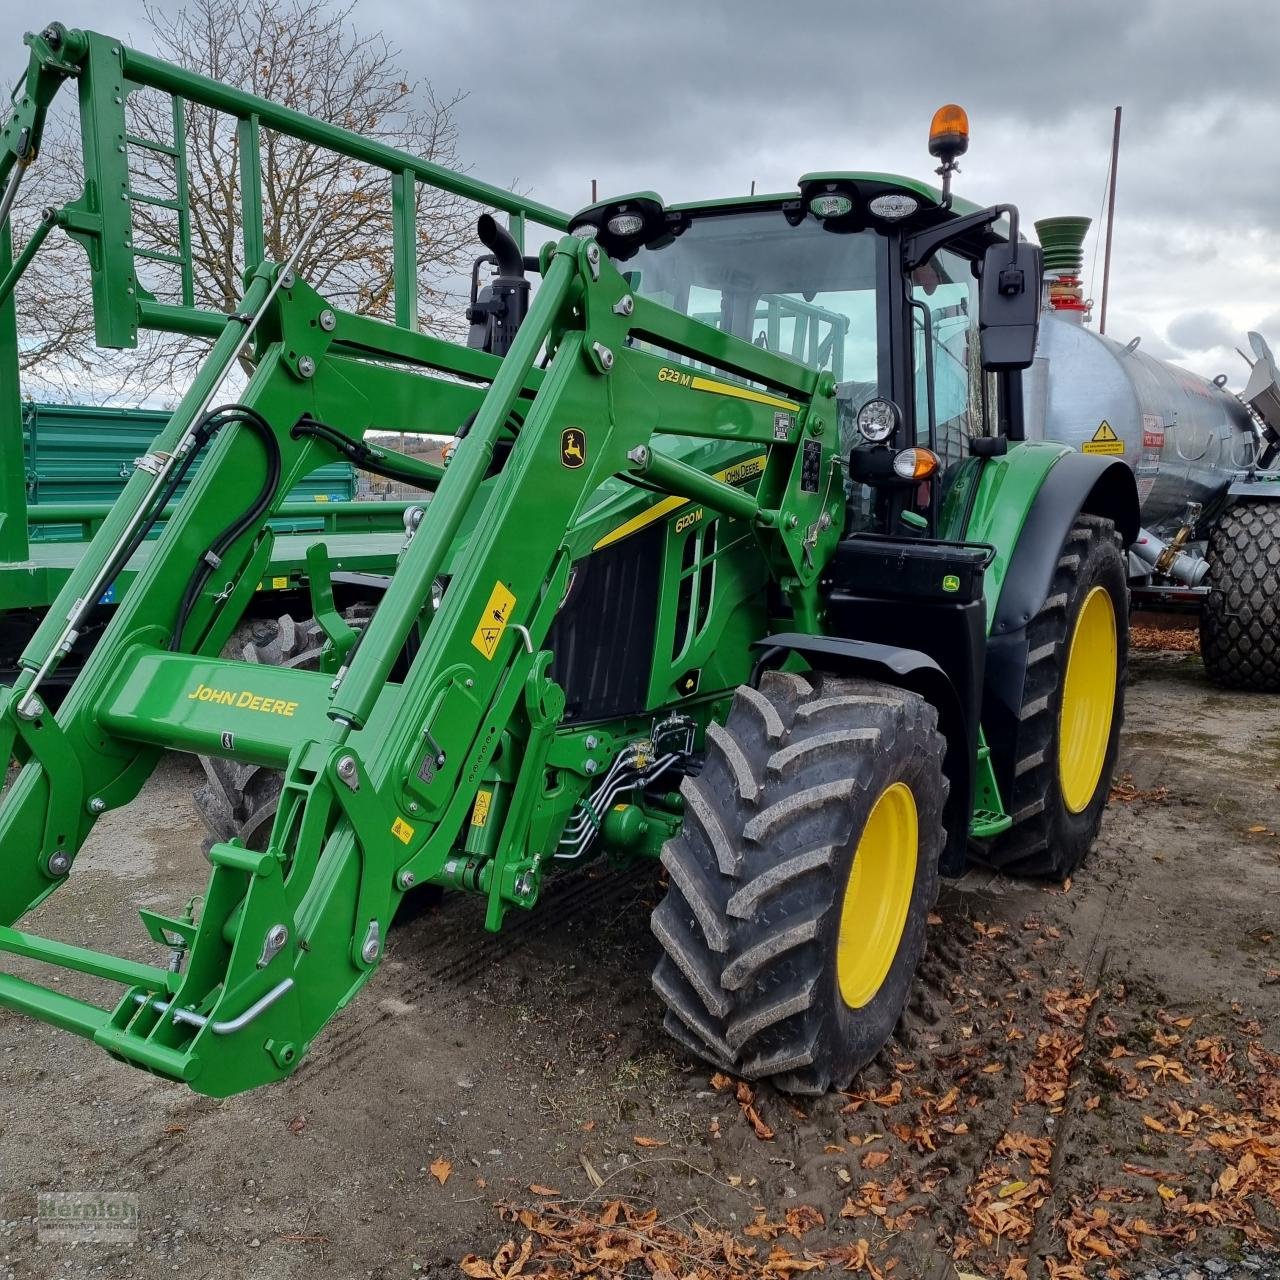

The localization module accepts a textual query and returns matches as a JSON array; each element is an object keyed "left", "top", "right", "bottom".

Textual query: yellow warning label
[
  {"left": 471, "top": 789, "right": 493, "bottom": 828},
  {"left": 391, "top": 817, "right": 414, "bottom": 844},
  {"left": 1082, "top": 420, "right": 1125, "bottom": 456},
  {"left": 470, "top": 581, "right": 516, "bottom": 660},
  {"left": 271, "top": 576, "right": 289, "bottom": 589}
]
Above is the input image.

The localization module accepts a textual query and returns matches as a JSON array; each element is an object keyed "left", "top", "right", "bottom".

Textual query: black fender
[
  {"left": 753, "top": 633, "right": 971, "bottom": 876},
  {"left": 991, "top": 453, "right": 1138, "bottom": 638},
  {"left": 983, "top": 452, "right": 1138, "bottom": 801}
]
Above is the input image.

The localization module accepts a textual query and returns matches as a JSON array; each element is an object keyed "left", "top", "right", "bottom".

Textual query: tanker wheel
[
  {"left": 1200, "top": 501, "right": 1280, "bottom": 692},
  {"left": 984, "top": 515, "right": 1128, "bottom": 880},
  {"left": 650, "top": 670, "right": 947, "bottom": 1094}
]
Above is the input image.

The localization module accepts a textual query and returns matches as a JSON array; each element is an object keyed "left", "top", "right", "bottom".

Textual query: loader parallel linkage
[{"left": 0, "top": 29, "right": 1138, "bottom": 1095}]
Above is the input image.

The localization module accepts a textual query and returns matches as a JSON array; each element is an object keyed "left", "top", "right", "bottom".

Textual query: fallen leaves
[
  {"left": 460, "top": 1237, "right": 533, "bottom": 1280},
  {"left": 430, "top": 1157, "right": 452, "bottom": 1186},
  {"left": 1134, "top": 1053, "right": 1193, "bottom": 1085},
  {"left": 1129, "top": 623, "right": 1198, "bottom": 652},
  {"left": 485, "top": 1199, "right": 834, "bottom": 1280},
  {"left": 711, "top": 1073, "right": 776, "bottom": 1141},
  {"left": 840, "top": 1080, "right": 902, "bottom": 1114}
]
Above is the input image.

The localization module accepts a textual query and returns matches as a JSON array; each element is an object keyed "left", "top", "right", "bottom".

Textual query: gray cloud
[
  {"left": 3, "top": 0, "right": 1279, "bottom": 386},
  {"left": 1167, "top": 309, "right": 1240, "bottom": 352}
]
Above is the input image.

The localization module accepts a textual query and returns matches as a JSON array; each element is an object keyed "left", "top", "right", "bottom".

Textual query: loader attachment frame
[{"left": 0, "top": 212, "right": 841, "bottom": 1095}]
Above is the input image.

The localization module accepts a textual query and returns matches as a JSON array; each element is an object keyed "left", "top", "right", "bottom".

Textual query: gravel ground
[{"left": 0, "top": 646, "right": 1277, "bottom": 1279}]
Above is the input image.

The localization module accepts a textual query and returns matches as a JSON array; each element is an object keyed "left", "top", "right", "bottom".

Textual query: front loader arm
[{"left": 0, "top": 229, "right": 841, "bottom": 1096}]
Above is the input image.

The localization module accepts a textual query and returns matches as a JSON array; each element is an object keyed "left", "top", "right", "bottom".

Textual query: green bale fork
[{"left": 0, "top": 35, "right": 1138, "bottom": 1096}]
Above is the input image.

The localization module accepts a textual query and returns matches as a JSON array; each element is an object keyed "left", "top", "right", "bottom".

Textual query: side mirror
[{"left": 979, "top": 241, "right": 1043, "bottom": 371}]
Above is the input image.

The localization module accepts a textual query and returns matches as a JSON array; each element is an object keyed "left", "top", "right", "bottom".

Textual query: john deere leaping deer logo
[{"left": 560, "top": 427, "right": 586, "bottom": 469}]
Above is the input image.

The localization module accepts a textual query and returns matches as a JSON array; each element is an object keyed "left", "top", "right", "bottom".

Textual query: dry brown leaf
[
  {"left": 633, "top": 1135, "right": 667, "bottom": 1148},
  {"left": 430, "top": 1158, "right": 452, "bottom": 1185},
  {"left": 578, "top": 1153, "right": 603, "bottom": 1188},
  {"left": 744, "top": 1102, "right": 775, "bottom": 1141},
  {"left": 528, "top": 1184, "right": 559, "bottom": 1196},
  {"left": 785, "top": 1205, "right": 825, "bottom": 1238},
  {"left": 861, "top": 1149, "right": 891, "bottom": 1170}
]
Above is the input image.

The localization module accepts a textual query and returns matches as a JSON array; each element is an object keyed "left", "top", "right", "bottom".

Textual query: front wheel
[
  {"left": 650, "top": 671, "right": 948, "bottom": 1094},
  {"left": 984, "top": 515, "right": 1128, "bottom": 880}
]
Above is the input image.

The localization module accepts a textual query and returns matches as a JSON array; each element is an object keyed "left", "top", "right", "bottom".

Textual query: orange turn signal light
[
  {"left": 928, "top": 104, "right": 969, "bottom": 160},
  {"left": 892, "top": 447, "right": 941, "bottom": 481}
]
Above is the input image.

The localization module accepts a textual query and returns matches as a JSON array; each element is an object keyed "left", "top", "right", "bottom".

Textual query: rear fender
[{"left": 970, "top": 448, "right": 1138, "bottom": 799}]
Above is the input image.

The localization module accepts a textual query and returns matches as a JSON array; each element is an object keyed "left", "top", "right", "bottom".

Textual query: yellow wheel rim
[
  {"left": 1058, "top": 585, "right": 1118, "bottom": 814},
  {"left": 836, "top": 781, "right": 918, "bottom": 1009}
]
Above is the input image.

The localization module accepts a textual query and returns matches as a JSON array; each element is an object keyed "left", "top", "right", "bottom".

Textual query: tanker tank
[{"left": 1023, "top": 217, "right": 1259, "bottom": 550}]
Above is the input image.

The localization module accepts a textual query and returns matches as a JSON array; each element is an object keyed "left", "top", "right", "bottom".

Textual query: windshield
[{"left": 622, "top": 211, "right": 886, "bottom": 409}]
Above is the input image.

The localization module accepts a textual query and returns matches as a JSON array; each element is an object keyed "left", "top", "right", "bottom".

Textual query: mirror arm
[{"left": 905, "top": 202, "right": 1021, "bottom": 272}]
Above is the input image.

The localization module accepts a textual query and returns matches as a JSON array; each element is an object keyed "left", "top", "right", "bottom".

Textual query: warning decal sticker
[
  {"left": 471, "top": 580, "right": 516, "bottom": 660},
  {"left": 1082, "top": 420, "right": 1125, "bottom": 456},
  {"left": 391, "top": 817, "right": 414, "bottom": 845},
  {"left": 471, "top": 789, "right": 493, "bottom": 828}
]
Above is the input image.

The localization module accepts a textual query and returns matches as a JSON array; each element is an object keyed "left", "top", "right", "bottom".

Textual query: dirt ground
[{"left": 1, "top": 646, "right": 1277, "bottom": 1280}]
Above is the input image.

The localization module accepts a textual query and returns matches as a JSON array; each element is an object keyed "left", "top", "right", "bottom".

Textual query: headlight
[
  {"left": 809, "top": 193, "right": 853, "bottom": 218},
  {"left": 856, "top": 398, "right": 899, "bottom": 443},
  {"left": 569, "top": 223, "right": 598, "bottom": 240},
  {"left": 892, "top": 447, "right": 941, "bottom": 480}
]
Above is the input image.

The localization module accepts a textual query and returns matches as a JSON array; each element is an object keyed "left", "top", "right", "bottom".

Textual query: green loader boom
[{"left": 0, "top": 33, "right": 1138, "bottom": 1096}]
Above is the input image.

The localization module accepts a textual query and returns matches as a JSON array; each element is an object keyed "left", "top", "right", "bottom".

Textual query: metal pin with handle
[{"left": 132, "top": 977, "right": 293, "bottom": 1035}]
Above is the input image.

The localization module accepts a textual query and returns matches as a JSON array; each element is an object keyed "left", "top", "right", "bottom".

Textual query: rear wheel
[
  {"left": 1200, "top": 502, "right": 1280, "bottom": 692},
  {"left": 985, "top": 515, "right": 1128, "bottom": 879},
  {"left": 650, "top": 671, "right": 947, "bottom": 1094}
]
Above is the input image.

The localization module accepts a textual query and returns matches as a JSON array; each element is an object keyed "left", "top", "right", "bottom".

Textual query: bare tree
[{"left": 14, "top": 0, "right": 478, "bottom": 400}]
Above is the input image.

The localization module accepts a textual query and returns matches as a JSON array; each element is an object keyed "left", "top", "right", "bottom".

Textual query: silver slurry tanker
[{"left": 1025, "top": 216, "right": 1280, "bottom": 690}]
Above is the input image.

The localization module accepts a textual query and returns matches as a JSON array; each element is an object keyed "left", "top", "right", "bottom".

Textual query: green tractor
[{"left": 0, "top": 30, "right": 1137, "bottom": 1098}]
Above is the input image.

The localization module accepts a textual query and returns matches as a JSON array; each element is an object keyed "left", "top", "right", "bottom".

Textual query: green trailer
[
  {"left": 3, "top": 398, "right": 411, "bottom": 689},
  {"left": 0, "top": 32, "right": 1137, "bottom": 1099}
]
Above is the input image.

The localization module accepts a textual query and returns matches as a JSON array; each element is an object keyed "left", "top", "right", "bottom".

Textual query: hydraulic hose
[
  {"left": 90, "top": 404, "right": 246, "bottom": 626},
  {"left": 291, "top": 417, "right": 441, "bottom": 489},
  {"left": 169, "top": 406, "right": 282, "bottom": 650}
]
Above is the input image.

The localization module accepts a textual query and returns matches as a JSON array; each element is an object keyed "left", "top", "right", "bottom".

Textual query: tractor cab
[{"left": 567, "top": 108, "right": 1043, "bottom": 541}]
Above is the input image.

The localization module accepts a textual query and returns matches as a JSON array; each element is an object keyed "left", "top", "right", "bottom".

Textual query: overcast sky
[{"left": 4, "top": 0, "right": 1278, "bottom": 384}]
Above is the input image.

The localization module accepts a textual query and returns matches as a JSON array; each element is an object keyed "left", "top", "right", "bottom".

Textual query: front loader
[{"left": 0, "top": 32, "right": 1138, "bottom": 1098}]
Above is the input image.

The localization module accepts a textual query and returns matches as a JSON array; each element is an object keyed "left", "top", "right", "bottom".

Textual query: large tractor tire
[
  {"left": 650, "top": 670, "right": 947, "bottom": 1094},
  {"left": 194, "top": 614, "right": 328, "bottom": 848},
  {"left": 985, "top": 515, "right": 1128, "bottom": 880},
  {"left": 1200, "top": 501, "right": 1280, "bottom": 692}
]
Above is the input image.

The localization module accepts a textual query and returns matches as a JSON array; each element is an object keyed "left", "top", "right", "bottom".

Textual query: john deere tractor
[{"left": 0, "top": 29, "right": 1136, "bottom": 1098}]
